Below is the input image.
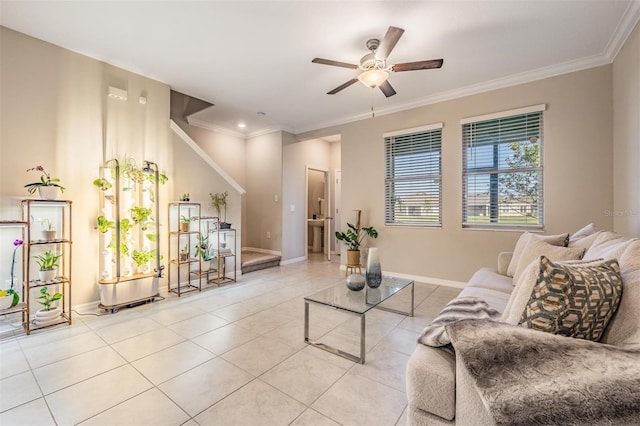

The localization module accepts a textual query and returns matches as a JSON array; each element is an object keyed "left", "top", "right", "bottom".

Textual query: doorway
[{"left": 305, "top": 166, "right": 331, "bottom": 261}]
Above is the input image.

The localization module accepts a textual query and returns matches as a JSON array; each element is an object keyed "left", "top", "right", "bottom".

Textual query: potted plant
[
  {"left": 25, "top": 165, "right": 65, "bottom": 200},
  {"left": 33, "top": 250, "right": 62, "bottom": 282},
  {"left": 179, "top": 244, "right": 189, "bottom": 262},
  {"left": 179, "top": 215, "right": 191, "bottom": 232},
  {"left": 210, "top": 191, "right": 231, "bottom": 229},
  {"left": 35, "top": 286, "right": 63, "bottom": 326},
  {"left": 36, "top": 217, "right": 56, "bottom": 240},
  {"left": 194, "top": 233, "right": 213, "bottom": 271},
  {"left": 181, "top": 193, "right": 190, "bottom": 201},
  {"left": 335, "top": 222, "right": 378, "bottom": 267}
]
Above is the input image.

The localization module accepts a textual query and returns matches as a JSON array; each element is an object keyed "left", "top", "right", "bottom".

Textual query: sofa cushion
[
  {"left": 467, "top": 267, "right": 514, "bottom": 294},
  {"left": 518, "top": 256, "right": 623, "bottom": 342},
  {"left": 512, "top": 238, "right": 585, "bottom": 284},
  {"left": 458, "top": 286, "right": 511, "bottom": 313},
  {"left": 507, "top": 232, "right": 569, "bottom": 278},
  {"left": 583, "top": 231, "right": 637, "bottom": 261},
  {"left": 569, "top": 223, "right": 598, "bottom": 242},
  {"left": 503, "top": 257, "right": 605, "bottom": 325},
  {"left": 406, "top": 345, "right": 456, "bottom": 420},
  {"left": 602, "top": 239, "right": 640, "bottom": 349}
]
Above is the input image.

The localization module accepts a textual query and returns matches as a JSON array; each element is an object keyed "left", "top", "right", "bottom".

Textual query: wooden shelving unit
[
  {"left": 22, "top": 199, "right": 73, "bottom": 334},
  {"left": 168, "top": 202, "right": 202, "bottom": 296}
]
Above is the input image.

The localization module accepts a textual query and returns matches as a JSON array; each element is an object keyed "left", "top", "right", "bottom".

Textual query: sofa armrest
[{"left": 497, "top": 251, "right": 513, "bottom": 276}]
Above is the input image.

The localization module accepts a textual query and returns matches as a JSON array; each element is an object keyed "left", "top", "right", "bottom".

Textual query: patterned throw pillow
[{"left": 519, "top": 256, "right": 623, "bottom": 342}]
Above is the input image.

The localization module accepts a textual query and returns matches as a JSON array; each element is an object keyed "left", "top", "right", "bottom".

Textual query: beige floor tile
[
  {"left": 131, "top": 341, "right": 214, "bottom": 385},
  {"left": 195, "top": 379, "right": 306, "bottom": 426},
  {"left": 45, "top": 365, "right": 152, "bottom": 425},
  {"left": 262, "top": 351, "right": 347, "bottom": 405},
  {"left": 396, "top": 405, "right": 409, "bottom": 426},
  {"left": 300, "top": 345, "right": 357, "bottom": 370},
  {"left": 0, "top": 341, "right": 29, "bottom": 380},
  {"left": 0, "top": 371, "right": 41, "bottom": 412},
  {"left": 158, "top": 357, "right": 253, "bottom": 416},
  {"left": 91, "top": 316, "right": 162, "bottom": 344},
  {"left": 146, "top": 303, "right": 207, "bottom": 326},
  {"left": 376, "top": 327, "right": 420, "bottom": 356},
  {"left": 191, "top": 323, "right": 258, "bottom": 355},
  {"left": 0, "top": 398, "right": 55, "bottom": 426},
  {"left": 21, "top": 331, "right": 106, "bottom": 369},
  {"left": 79, "top": 388, "right": 189, "bottom": 426},
  {"left": 350, "top": 344, "right": 411, "bottom": 392},
  {"left": 312, "top": 372, "right": 407, "bottom": 426},
  {"left": 33, "top": 346, "right": 126, "bottom": 394},
  {"left": 291, "top": 408, "right": 341, "bottom": 426},
  {"left": 221, "top": 335, "right": 297, "bottom": 376},
  {"left": 233, "top": 308, "right": 294, "bottom": 335},
  {"left": 167, "top": 312, "right": 229, "bottom": 339},
  {"left": 17, "top": 322, "right": 92, "bottom": 351},
  {"left": 111, "top": 327, "right": 186, "bottom": 361}
]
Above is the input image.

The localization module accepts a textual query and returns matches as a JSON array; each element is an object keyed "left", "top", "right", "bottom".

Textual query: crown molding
[
  {"left": 605, "top": 0, "right": 640, "bottom": 61},
  {"left": 247, "top": 125, "right": 295, "bottom": 139}
]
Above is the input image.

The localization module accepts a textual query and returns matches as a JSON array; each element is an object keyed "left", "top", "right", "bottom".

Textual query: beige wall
[
  {"left": 299, "top": 65, "right": 614, "bottom": 283},
  {"left": 245, "top": 131, "right": 283, "bottom": 251},
  {"left": 613, "top": 21, "right": 640, "bottom": 237},
  {"left": 0, "top": 28, "right": 236, "bottom": 305}
]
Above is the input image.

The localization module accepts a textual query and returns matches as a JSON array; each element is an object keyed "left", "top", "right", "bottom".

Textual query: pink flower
[
  {"left": 36, "top": 165, "right": 44, "bottom": 171},
  {"left": 13, "top": 239, "right": 23, "bottom": 247}
]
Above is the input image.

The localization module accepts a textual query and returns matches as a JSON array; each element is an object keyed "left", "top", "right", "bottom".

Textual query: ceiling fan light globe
[{"left": 358, "top": 69, "right": 389, "bottom": 88}]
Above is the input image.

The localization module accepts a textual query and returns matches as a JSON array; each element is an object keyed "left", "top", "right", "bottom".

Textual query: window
[
  {"left": 462, "top": 105, "right": 545, "bottom": 229},
  {"left": 384, "top": 124, "right": 442, "bottom": 227}
]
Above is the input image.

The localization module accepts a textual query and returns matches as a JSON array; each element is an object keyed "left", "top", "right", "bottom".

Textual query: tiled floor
[{"left": 0, "top": 254, "right": 460, "bottom": 426}]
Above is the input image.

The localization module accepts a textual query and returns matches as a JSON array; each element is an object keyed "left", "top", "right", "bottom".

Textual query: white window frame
[
  {"left": 384, "top": 123, "right": 443, "bottom": 227},
  {"left": 461, "top": 105, "right": 545, "bottom": 230}
]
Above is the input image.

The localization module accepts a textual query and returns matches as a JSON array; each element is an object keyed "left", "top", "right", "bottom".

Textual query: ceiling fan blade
[
  {"left": 312, "top": 58, "right": 359, "bottom": 69},
  {"left": 392, "top": 59, "right": 444, "bottom": 72},
  {"left": 375, "top": 26, "right": 404, "bottom": 60},
  {"left": 379, "top": 80, "right": 397, "bottom": 97},
  {"left": 327, "top": 78, "right": 359, "bottom": 95}
]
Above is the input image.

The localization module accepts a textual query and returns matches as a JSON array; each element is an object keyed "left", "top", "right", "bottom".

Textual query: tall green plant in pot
[
  {"left": 210, "top": 191, "right": 231, "bottom": 229},
  {"left": 335, "top": 222, "right": 378, "bottom": 266},
  {"left": 34, "top": 250, "right": 62, "bottom": 282}
]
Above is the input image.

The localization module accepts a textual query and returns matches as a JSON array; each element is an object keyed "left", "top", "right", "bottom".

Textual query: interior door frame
[{"left": 305, "top": 165, "right": 331, "bottom": 261}]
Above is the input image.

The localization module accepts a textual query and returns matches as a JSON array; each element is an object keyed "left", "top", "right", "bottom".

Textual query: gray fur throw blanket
[
  {"left": 417, "top": 297, "right": 501, "bottom": 347},
  {"left": 447, "top": 319, "right": 640, "bottom": 426}
]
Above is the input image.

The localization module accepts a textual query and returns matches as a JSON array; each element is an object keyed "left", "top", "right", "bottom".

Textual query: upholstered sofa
[{"left": 406, "top": 225, "right": 640, "bottom": 425}]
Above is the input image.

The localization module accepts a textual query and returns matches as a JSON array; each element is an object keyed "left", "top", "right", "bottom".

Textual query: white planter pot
[
  {"left": 38, "top": 186, "right": 60, "bottom": 200},
  {"left": 35, "top": 306, "right": 62, "bottom": 326},
  {"left": 201, "top": 260, "right": 211, "bottom": 271},
  {"left": 38, "top": 269, "right": 57, "bottom": 282},
  {"left": 42, "top": 230, "right": 56, "bottom": 241},
  {"left": 99, "top": 275, "right": 159, "bottom": 309}
]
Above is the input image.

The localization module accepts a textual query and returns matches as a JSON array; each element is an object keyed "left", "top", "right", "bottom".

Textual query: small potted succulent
[
  {"left": 179, "top": 215, "right": 191, "bottom": 232},
  {"left": 179, "top": 244, "right": 189, "bottom": 262},
  {"left": 33, "top": 250, "right": 62, "bottom": 282}
]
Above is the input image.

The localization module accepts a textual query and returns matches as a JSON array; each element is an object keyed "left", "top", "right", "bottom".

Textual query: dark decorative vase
[
  {"left": 365, "top": 248, "right": 382, "bottom": 288},
  {"left": 346, "top": 274, "right": 365, "bottom": 291}
]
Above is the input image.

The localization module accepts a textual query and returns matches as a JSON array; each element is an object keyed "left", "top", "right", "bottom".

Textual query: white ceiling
[{"left": 1, "top": 1, "right": 639, "bottom": 136}]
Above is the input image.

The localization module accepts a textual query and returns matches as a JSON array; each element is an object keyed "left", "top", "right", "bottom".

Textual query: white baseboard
[
  {"left": 338, "top": 265, "right": 466, "bottom": 289},
  {"left": 281, "top": 256, "right": 306, "bottom": 266}
]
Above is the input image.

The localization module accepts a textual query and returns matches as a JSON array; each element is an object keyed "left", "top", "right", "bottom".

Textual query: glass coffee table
[{"left": 304, "top": 276, "right": 414, "bottom": 364}]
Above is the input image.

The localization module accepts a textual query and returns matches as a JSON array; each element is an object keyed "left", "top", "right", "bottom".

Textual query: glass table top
[{"left": 304, "top": 276, "right": 414, "bottom": 315}]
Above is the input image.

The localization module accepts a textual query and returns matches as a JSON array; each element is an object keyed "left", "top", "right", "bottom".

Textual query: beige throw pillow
[
  {"left": 512, "top": 238, "right": 584, "bottom": 284},
  {"left": 583, "top": 231, "right": 637, "bottom": 261},
  {"left": 506, "top": 232, "right": 570, "bottom": 278},
  {"left": 518, "top": 256, "right": 623, "bottom": 342}
]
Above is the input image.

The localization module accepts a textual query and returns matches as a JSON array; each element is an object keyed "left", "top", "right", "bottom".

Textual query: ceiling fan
[{"left": 312, "top": 26, "right": 443, "bottom": 98}]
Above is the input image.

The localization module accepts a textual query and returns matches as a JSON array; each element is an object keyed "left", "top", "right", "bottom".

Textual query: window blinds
[
  {"left": 384, "top": 125, "right": 442, "bottom": 226},
  {"left": 462, "top": 110, "right": 543, "bottom": 229}
]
